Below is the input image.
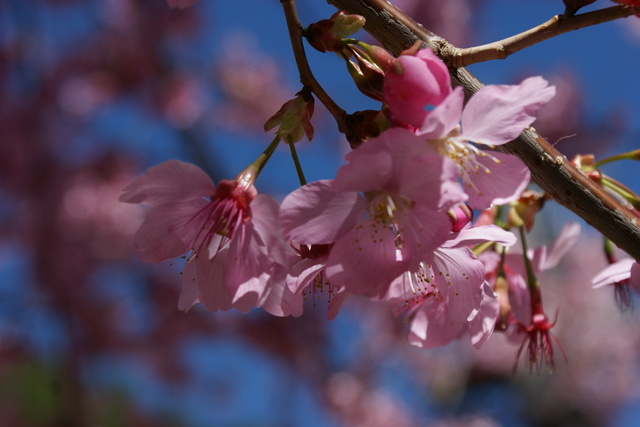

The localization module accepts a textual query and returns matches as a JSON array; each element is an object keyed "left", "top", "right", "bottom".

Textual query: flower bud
[
  {"left": 448, "top": 204, "right": 473, "bottom": 232},
  {"left": 330, "top": 11, "right": 366, "bottom": 38},
  {"left": 264, "top": 93, "right": 314, "bottom": 143},
  {"left": 507, "top": 190, "right": 545, "bottom": 232}
]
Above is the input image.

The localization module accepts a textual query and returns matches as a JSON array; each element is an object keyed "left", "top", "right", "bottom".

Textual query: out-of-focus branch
[
  {"left": 327, "top": 0, "right": 640, "bottom": 262},
  {"left": 281, "top": 0, "right": 349, "bottom": 134},
  {"left": 445, "top": 5, "right": 639, "bottom": 67}
]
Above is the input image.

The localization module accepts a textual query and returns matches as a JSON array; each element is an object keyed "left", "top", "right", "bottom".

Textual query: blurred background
[{"left": 1, "top": 0, "right": 640, "bottom": 426}]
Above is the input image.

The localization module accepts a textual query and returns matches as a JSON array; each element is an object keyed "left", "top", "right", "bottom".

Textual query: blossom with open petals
[
  {"left": 120, "top": 160, "right": 287, "bottom": 314},
  {"left": 280, "top": 132, "right": 466, "bottom": 298},
  {"left": 385, "top": 225, "right": 516, "bottom": 349},
  {"left": 418, "top": 76, "right": 555, "bottom": 208}
]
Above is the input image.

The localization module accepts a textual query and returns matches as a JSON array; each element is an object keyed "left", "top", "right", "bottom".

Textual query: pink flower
[
  {"left": 385, "top": 225, "right": 516, "bottom": 349},
  {"left": 280, "top": 132, "right": 466, "bottom": 298},
  {"left": 593, "top": 258, "right": 640, "bottom": 310},
  {"left": 120, "top": 160, "right": 286, "bottom": 314},
  {"left": 383, "top": 48, "right": 452, "bottom": 129},
  {"left": 285, "top": 243, "right": 350, "bottom": 319},
  {"left": 418, "top": 76, "right": 556, "bottom": 208}
]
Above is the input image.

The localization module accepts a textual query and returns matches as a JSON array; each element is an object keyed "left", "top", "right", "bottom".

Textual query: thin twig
[
  {"left": 281, "top": 0, "right": 349, "bottom": 134},
  {"left": 445, "top": 5, "right": 639, "bottom": 67},
  {"left": 327, "top": 0, "right": 640, "bottom": 263}
]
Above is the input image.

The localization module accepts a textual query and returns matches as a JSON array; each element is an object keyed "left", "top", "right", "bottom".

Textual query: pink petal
[
  {"left": 280, "top": 181, "right": 366, "bottom": 244},
  {"left": 262, "top": 270, "right": 304, "bottom": 318},
  {"left": 465, "top": 151, "right": 530, "bottom": 209},
  {"left": 196, "top": 248, "right": 234, "bottom": 312},
  {"left": 418, "top": 87, "right": 464, "bottom": 140},
  {"left": 505, "top": 265, "right": 531, "bottom": 324},
  {"left": 442, "top": 225, "right": 517, "bottom": 249},
  {"left": 461, "top": 76, "right": 555, "bottom": 146},
  {"left": 543, "top": 223, "right": 581, "bottom": 270},
  {"left": 592, "top": 258, "right": 636, "bottom": 288},
  {"left": 287, "top": 257, "right": 327, "bottom": 294},
  {"left": 133, "top": 199, "right": 209, "bottom": 263},
  {"left": 383, "top": 49, "right": 451, "bottom": 129},
  {"left": 468, "top": 281, "right": 499, "bottom": 349},
  {"left": 325, "top": 220, "right": 407, "bottom": 296},
  {"left": 177, "top": 260, "right": 201, "bottom": 312},
  {"left": 120, "top": 160, "right": 215, "bottom": 206},
  {"left": 408, "top": 301, "right": 465, "bottom": 349},
  {"left": 432, "top": 247, "right": 485, "bottom": 320}
]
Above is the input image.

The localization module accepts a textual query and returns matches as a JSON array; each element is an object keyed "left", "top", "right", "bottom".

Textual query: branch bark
[
  {"left": 445, "top": 5, "right": 638, "bottom": 67},
  {"left": 327, "top": 0, "right": 640, "bottom": 262}
]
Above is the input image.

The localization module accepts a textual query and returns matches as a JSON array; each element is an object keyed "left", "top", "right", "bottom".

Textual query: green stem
[
  {"left": 255, "top": 135, "right": 281, "bottom": 175},
  {"left": 518, "top": 226, "right": 539, "bottom": 293},
  {"left": 287, "top": 135, "right": 307, "bottom": 185},
  {"left": 593, "top": 149, "right": 640, "bottom": 168}
]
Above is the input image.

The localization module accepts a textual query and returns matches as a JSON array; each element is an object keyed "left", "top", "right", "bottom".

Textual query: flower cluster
[{"left": 122, "top": 45, "right": 560, "bottom": 355}]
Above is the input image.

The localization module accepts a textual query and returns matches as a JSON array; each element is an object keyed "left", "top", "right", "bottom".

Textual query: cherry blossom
[
  {"left": 120, "top": 160, "right": 287, "bottom": 314},
  {"left": 418, "top": 77, "right": 556, "bottom": 208},
  {"left": 385, "top": 225, "right": 517, "bottom": 349},
  {"left": 280, "top": 132, "right": 466, "bottom": 298}
]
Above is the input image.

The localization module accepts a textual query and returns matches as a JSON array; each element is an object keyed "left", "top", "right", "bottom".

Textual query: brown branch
[
  {"left": 327, "top": 0, "right": 640, "bottom": 262},
  {"left": 445, "top": 5, "right": 638, "bottom": 67},
  {"left": 281, "top": 0, "right": 349, "bottom": 134}
]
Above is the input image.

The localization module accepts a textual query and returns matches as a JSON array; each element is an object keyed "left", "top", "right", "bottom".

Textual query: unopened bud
[
  {"left": 507, "top": 190, "right": 545, "bottom": 232},
  {"left": 330, "top": 11, "right": 365, "bottom": 38},
  {"left": 448, "top": 204, "right": 473, "bottom": 232},
  {"left": 264, "top": 93, "right": 314, "bottom": 143}
]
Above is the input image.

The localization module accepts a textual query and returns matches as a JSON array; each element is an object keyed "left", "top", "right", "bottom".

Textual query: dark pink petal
[
  {"left": 120, "top": 160, "right": 215, "bottom": 206},
  {"left": 280, "top": 181, "right": 366, "bottom": 244},
  {"left": 383, "top": 49, "right": 451, "bottom": 129},
  {"left": 133, "top": 199, "right": 209, "bottom": 263},
  {"left": 465, "top": 151, "right": 530, "bottom": 209},
  {"left": 461, "top": 76, "right": 555, "bottom": 146}
]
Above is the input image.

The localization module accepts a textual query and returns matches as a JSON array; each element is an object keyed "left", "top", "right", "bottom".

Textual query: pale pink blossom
[
  {"left": 383, "top": 48, "right": 452, "bottom": 129},
  {"left": 120, "top": 160, "right": 287, "bottom": 314},
  {"left": 418, "top": 77, "right": 556, "bottom": 208},
  {"left": 280, "top": 132, "right": 466, "bottom": 298},
  {"left": 386, "top": 225, "right": 516, "bottom": 349}
]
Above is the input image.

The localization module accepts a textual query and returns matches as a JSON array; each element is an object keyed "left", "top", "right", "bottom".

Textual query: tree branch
[
  {"left": 327, "top": 0, "right": 640, "bottom": 262},
  {"left": 281, "top": 0, "right": 350, "bottom": 134},
  {"left": 444, "top": 5, "right": 638, "bottom": 67}
]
